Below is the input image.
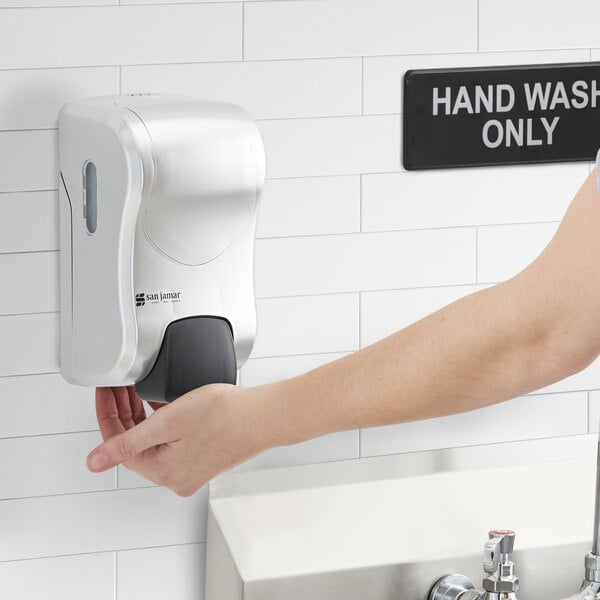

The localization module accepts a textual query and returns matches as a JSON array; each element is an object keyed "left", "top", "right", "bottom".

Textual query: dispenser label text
[
  {"left": 403, "top": 63, "right": 600, "bottom": 169},
  {"left": 135, "top": 291, "right": 182, "bottom": 307}
]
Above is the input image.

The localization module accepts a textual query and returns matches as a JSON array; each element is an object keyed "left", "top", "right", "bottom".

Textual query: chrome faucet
[
  {"left": 429, "top": 440, "right": 600, "bottom": 600},
  {"left": 572, "top": 438, "right": 600, "bottom": 599}
]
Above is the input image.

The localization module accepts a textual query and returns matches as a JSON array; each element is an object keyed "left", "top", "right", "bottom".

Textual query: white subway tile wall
[
  {"left": 121, "top": 59, "right": 362, "bottom": 120},
  {"left": 258, "top": 115, "right": 401, "bottom": 178},
  {"left": 0, "top": 67, "right": 119, "bottom": 130},
  {"left": 1, "top": 1, "right": 599, "bottom": 598},
  {"left": 479, "top": 0, "right": 600, "bottom": 52},
  {"left": 476, "top": 222, "right": 559, "bottom": 283},
  {"left": 253, "top": 294, "right": 359, "bottom": 357},
  {"left": 0, "top": 5, "right": 242, "bottom": 69},
  {"left": 361, "top": 391, "right": 588, "bottom": 457},
  {"left": 0, "top": 130, "right": 57, "bottom": 192},
  {"left": 0, "top": 252, "right": 58, "bottom": 315},
  {"left": 117, "top": 545, "right": 206, "bottom": 600},
  {"left": 0, "top": 313, "right": 58, "bottom": 376},
  {"left": 0, "top": 192, "right": 58, "bottom": 253},
  {"left": 0, "top": 486, "right": 208, "bottom": 561},
  {"left": 361, "top": 164, "right": 585, "bottom": 232},
  {"left": 0, "top": 553, "right": 115, "bottom": 600}
]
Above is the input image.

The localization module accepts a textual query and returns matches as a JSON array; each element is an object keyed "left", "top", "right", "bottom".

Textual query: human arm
[{"left": 87, "top": 170, "right": 600, "bottom": 496}]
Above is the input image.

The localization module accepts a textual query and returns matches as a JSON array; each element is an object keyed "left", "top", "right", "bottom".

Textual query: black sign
[{"left": 403, "top": 62, "right": 600, "bottom": 170}]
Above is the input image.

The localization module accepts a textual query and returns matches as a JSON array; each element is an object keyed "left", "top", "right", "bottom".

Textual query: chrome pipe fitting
[
  {"left": 429, "top": 530, "right": 518, "bottom": 600},
  {"left": 429, "top": 575, "right": 482, "bottom": 600}
]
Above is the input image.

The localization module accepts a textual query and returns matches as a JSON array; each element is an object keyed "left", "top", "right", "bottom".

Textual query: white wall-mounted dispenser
[{"left": 58, "top": 94, "right": 265, "bottom": 403}]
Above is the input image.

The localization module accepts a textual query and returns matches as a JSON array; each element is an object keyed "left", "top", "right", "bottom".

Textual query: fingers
[
  {"left": 114, "top": 386, "right": 136, "bottom": 430},
  {"left": 87, "top": 408, "right": 176, "bottom": 472},
  {"left": 128, "top": 386, "right": 147, "bottom": 425},
  {"left": 96, "top": 387, "right": 125, "bottom": 442}
]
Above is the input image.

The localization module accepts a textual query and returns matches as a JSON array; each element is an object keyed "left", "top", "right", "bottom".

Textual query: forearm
[
  {"left": 249, "top": 280, "right": 568, "bottom": 447},
  {"left": 246, "top": 171, "right": 600, "bottom": 450}
]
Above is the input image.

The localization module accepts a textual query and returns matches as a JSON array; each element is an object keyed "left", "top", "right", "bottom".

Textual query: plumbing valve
[
  {"left": 482, "top": 530, "right": 519, "bottom": 597},
  {"left": 429, "top": 530, "right": 519, "bottom": 600}
]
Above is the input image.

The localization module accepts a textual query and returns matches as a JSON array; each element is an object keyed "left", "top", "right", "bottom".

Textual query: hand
[{"left": 86, "top": 384, "right": 269, "bottom": 496}]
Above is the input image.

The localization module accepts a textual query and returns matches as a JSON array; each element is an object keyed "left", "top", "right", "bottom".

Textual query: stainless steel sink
[{"left": 206, "top": 434, "right": 598, "bottom": 600}]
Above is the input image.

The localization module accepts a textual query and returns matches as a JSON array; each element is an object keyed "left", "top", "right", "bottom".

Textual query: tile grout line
[
  {"left": 0, "top": 480, "right": 160, "bottom": 503},
  {"left": 244, "top": 280, "right": 491, "bottom": 302},
  {"left": 0, "top": 220, "right": 561, "bottom": 260},
  {"left": 359, "top": 174, "right": 363, "bottom": 233},
  {"left": 0, "top": 0, "right": 258, "bottom": 9},
  {"left": 257, "top": 220, "right": 556, "bottom": 240},
  {"left": 0, "top": 113, "right": 400, "bottom": 133},
  {"left": 0, "top": 309, "right": 59, "bottom": 319},
  {"left": 0, "top": 429, "right": 99, "bottom": 442},
  {"left": 0, "top": 162, "right": 590, "bottom": 191},
  {"left": 0, "top": 541, "right": 206, "bottom": 565},
  {"left": 0, "top": 48, "right": 596, "bottom": 71},
  {"left": 114, "top": 551, "right": 118, "bottom": 600},
  {"left": 0, "top": 188, "right": 59, "bottom": 195},
  {"left": 241, "top": 1, "right": 245, "bottom": 61},
  {"left": 359, "top": 428, "right": 362, "bottom": 459},
  {"left": 0, "top": 249, "right": 59, "bottom": 256},
  {"left": 360, "top": 56, "right": 364, "bottom": 114},
  {"left": 0, "top": 370, "right": 61, "bottom": 380},
  {"left": 476, "top": 0, "right": 480, "bottom": 52}
]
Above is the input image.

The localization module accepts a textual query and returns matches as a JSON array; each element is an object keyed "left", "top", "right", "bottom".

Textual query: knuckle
[
  {"left": 113, "top": 434, "right": 137, "bottom": 461},
  {"left": 154, "top": 470, "right": 171, "bottom": 488},
  {"left": 153, "top": 474, "right": 166, "bottom": 487},
  {"left": 121, "top": 409, "right": 133, "bottom": 422}
]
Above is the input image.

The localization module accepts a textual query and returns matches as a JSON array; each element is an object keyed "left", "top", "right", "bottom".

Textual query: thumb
[{"left": 86, "top": 415, "right": 166, "bottom": 472}]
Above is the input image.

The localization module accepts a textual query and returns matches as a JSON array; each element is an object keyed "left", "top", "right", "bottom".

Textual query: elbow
[
  {"left": 500, "top": 271, "right": 600, "bottom": 391},
  {"left": 545, "top": 316, "right": 600, "bottom": 381}
]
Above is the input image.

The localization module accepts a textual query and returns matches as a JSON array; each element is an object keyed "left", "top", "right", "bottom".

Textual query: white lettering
[
  {"left": 524, "top": 82, "right": 552, "bottom": 111},
  {"left": 549, "top": 81, "right": 570, "bottom": 110},
  {"left": 592, "top": 80, "right": 600, "bottom": 108},
  {"left": 433, "top": 87, "right": 451, "bottom": 116},
  {"left": 505, "top": 119, "right": 524, "bottom": 147},
  {"left": 571, "top": 80, "right": 589, "bottom": 109},
  {"left": 496, "top": 84, "right": 515, "bottom": 112},
  {"left": 541, "top": 116, "right": 560, "bottom": 145},
  {"left": 483, "top": 120, "right": 503, "bottom": 148},
  {"left": 452, "top": 86, "right": 474, "bottom": 114},
  {"left": 474, "top": 85, "right": 494, "bottom": 114},
  {"left": 526, "top": 118, "right": 542, "bottom": 146}
]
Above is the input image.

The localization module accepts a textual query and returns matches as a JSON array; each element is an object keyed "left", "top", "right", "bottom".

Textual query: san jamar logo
[{"left": 135, "top": 291, "right": 182, "bottom": 307}]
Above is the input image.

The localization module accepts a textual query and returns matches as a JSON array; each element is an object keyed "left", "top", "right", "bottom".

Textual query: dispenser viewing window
[{"left": 58, "top": 94, "right": 266, "bottom": 403}]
